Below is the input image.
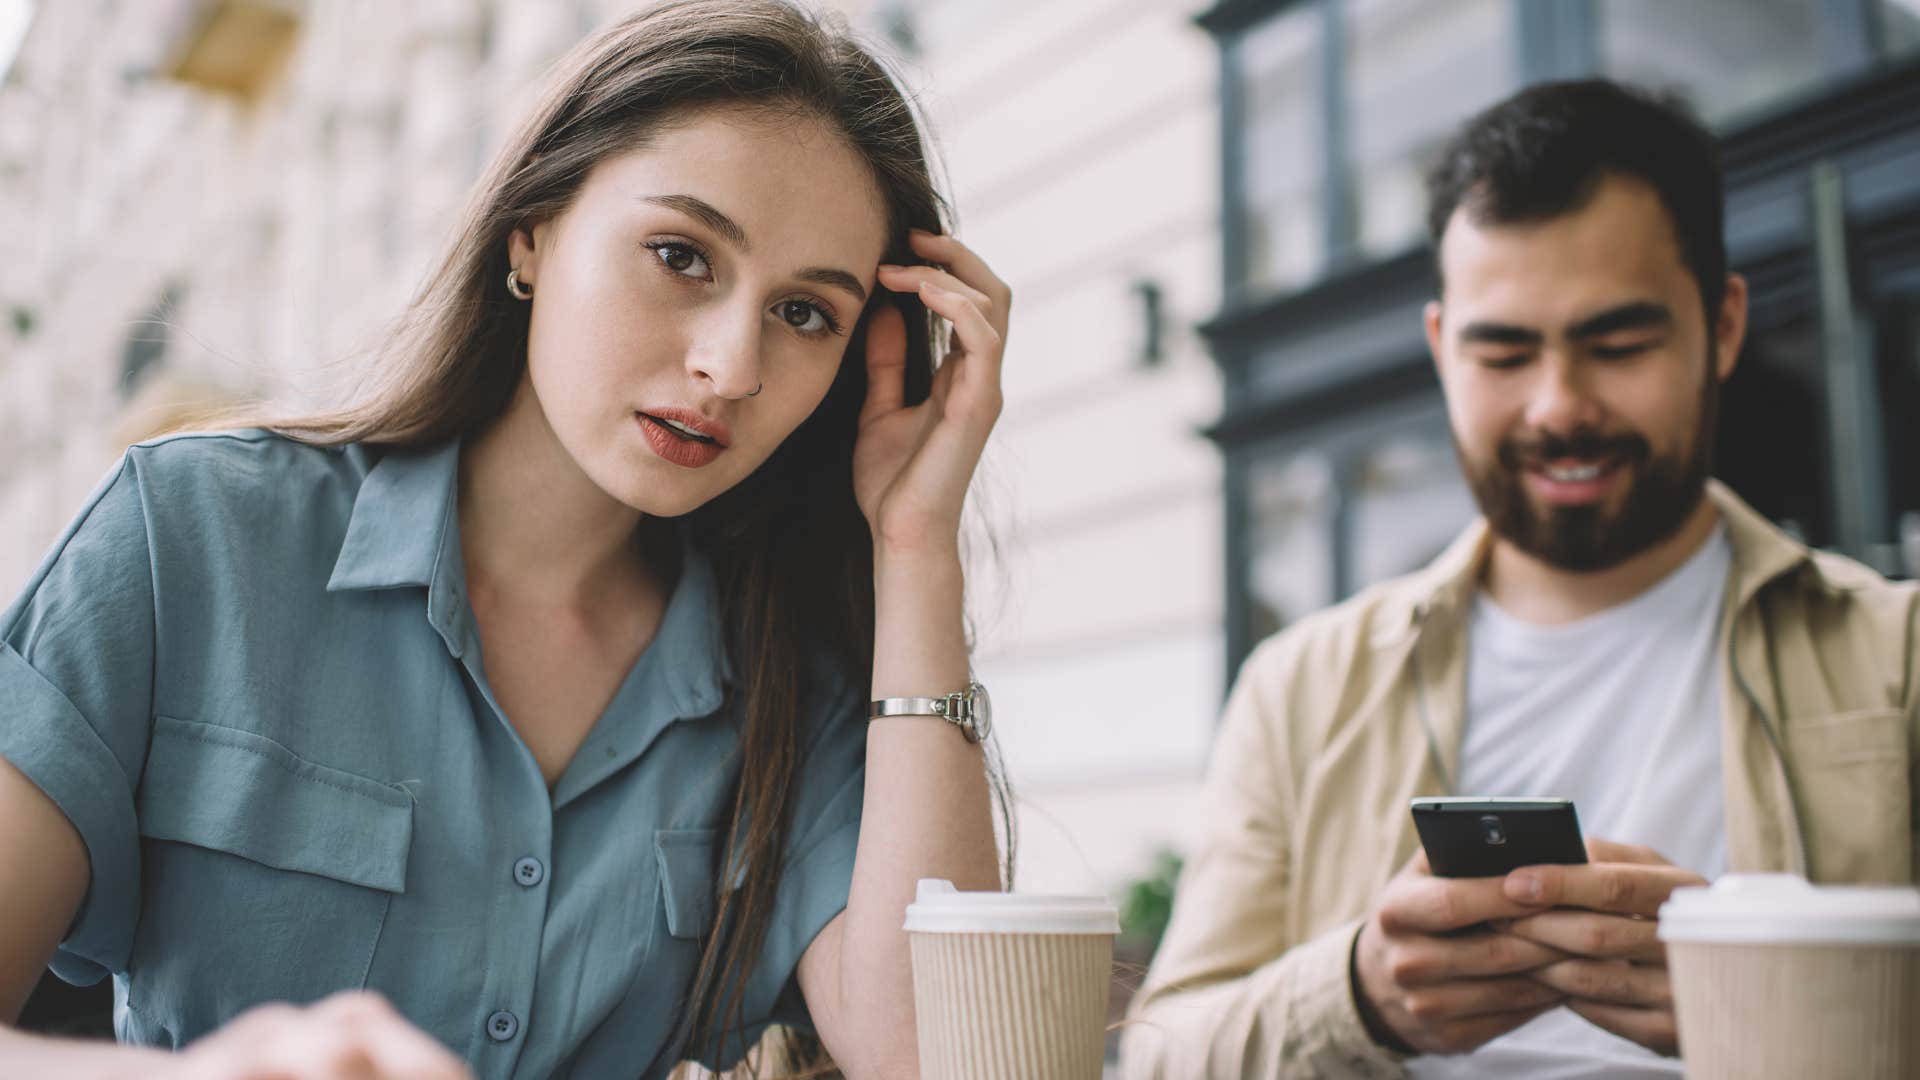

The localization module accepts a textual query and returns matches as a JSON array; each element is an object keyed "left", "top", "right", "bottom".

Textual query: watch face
[{"left": 967, "top": 681, "right": 992, "bottom": 742}]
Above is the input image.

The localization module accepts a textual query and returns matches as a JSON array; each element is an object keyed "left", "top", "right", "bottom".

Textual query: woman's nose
[{"left": 685, "top": 308, "right": 764, "bottom": 400}]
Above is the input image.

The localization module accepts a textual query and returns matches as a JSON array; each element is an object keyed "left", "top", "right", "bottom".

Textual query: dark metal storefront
[{"left": 1198, "top": 0, "right": 1920, "bottom": 679}]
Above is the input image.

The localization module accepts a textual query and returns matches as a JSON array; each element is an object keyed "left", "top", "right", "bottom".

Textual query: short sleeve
[
  {"left": 0, "top": 455, "right": 157, "bottom": 985},
  {"left": 691, "top": 675, "right": 865, "bottom": 1069}
]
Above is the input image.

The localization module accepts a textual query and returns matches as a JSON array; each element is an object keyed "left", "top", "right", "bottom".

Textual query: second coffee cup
[
  {"left": 903, "top": 879, "right": 1119, "bottom": 1080},
  {"left": 1659, "top": 873, "right": 1920, "bottom": 1079}
]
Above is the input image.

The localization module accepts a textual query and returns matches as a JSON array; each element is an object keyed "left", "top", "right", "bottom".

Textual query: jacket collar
[{"left": 1391, "top": 479, "right": 1816, "bottom": 640}]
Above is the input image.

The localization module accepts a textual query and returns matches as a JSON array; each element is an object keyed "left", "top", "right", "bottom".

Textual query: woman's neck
[{"left": 457, "top": 382, "right": 653, "bottom": 610}]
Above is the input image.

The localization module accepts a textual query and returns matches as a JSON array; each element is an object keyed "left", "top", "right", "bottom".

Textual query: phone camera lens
[{"left": 1480, "top": 814, "right": 1507, "bottom": 846}]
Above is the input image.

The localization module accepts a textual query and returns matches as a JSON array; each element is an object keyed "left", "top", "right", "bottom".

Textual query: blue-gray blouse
[{"left": 0, "top": 430, "right": 866, "bottom": 1078}]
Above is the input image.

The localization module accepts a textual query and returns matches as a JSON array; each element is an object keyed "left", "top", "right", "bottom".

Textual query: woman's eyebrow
[
  {"left": 645, "top": 193, "right": 749, "bottom": 251},
  {"left": 797, "top": 268, "right": 867, "bottom": 304},
  {"left": 644, "top": 192, "right": 868, "bottom": 303}
]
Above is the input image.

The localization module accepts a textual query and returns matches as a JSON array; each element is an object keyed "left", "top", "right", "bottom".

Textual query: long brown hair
[{"left": 231, "top": 1, "right": 1010, "bottom": 1072}]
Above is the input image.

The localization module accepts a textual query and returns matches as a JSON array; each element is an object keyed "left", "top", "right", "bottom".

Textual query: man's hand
[
  {"left": 1498, "top": 839, "right": 1707, "bottom": 1056},
  {"left": 1353, "top": 851, "right": 1568, "bottom": 1055}
]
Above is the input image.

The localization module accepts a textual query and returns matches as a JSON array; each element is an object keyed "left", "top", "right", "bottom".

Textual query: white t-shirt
[{"left": 1407, "top": 526, "right": 1731, "bottom": 1080}]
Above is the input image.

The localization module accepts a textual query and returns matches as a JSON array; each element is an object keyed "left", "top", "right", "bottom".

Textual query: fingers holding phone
[
  {"left": 1496, "top": 838, "right": 1706, "bottom": 1056},
  {"left": 1352, "top": 849, "right": 1566, "bottom": 1055}
]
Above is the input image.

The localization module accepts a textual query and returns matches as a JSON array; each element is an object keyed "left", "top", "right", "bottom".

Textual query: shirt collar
[
  {"left": 325, "top": 437, "right": 732, "bottom": 713},
  {"left": 327, "top": 440, "right": 463, "bottom": 594}
]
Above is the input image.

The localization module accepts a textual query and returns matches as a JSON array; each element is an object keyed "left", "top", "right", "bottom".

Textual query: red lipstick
[{"left": 635, "top": 408, "right": 729, "bottom": 468}]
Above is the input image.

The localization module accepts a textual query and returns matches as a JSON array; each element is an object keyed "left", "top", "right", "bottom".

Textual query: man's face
[{"left": 1424, "top": 174, "right": 1745, "bottom": 572}]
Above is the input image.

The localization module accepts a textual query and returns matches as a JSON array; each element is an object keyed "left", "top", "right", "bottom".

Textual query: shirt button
[
  {"left": 513, "top": 856, "right": 545, "bottom": 888},
  {"left": 486, "top": 1009, "right": 519, "bottom": 1042}
]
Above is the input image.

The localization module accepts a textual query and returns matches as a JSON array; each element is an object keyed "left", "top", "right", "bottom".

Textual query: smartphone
[{"left": 1411, "top": 797, "right": 1588, "bottom": 878}]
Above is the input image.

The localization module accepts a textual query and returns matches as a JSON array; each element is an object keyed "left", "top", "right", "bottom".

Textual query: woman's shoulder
[
  {"left": 124, "top": 428, "right": 371, "bottom": 498},
  {"left": 118, "top": 429, "right": 384, "bottom": 568}
]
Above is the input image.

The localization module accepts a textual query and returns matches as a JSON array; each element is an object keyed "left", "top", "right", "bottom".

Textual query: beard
[{"left": 1457, "top": 366, "right": 1719, "bottom": 574}]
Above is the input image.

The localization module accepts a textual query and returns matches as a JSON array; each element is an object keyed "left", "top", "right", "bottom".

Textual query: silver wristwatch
[{"left": 868, "top": 681, "right": 993, "bottom": 743}]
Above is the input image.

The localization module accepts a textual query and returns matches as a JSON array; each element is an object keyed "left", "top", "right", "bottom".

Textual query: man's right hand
[
  {"left": 155, "top": 991, "right": 473, "bottom": 1080},
  {"left": 1352, "top": 850, "right": 1569, "bottom": 1056}
]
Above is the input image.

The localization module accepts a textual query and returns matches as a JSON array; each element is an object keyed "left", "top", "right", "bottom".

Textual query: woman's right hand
[{"left": 155, "top": 991, "right": 472, "bottom": 1080}]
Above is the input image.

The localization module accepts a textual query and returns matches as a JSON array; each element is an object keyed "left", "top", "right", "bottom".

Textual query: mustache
[{"left": 1497, "top": 428, "right": 1651, "bottom": 470}]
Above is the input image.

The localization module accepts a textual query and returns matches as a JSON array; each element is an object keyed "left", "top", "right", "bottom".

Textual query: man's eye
[
  {"left": 648, "top": 242, "right": 709, "bottom": 278},
  {"left": 1592, "top": 341, "right": 1654, "bottom": 360}
]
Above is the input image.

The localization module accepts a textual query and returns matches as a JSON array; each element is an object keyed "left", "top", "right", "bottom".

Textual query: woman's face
[{"left": 508, "top": 105, "right": 890, "bottom": 517}]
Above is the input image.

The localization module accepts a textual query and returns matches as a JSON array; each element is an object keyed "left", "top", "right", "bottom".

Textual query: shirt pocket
[
  {"left": 654, "top": 828, "right": 720, "bottom": 943},
  {"left": 1785, "top": 707, "right": 1912, "bottom": 883},
  {"left": 125, "top": 716, "right": 413, "bottom": 1044}
]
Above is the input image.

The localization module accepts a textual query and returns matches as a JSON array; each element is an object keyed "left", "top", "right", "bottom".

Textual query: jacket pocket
[
  {"left": 126, "top": 716, "right": 414, "bottom": 1043},
  {"left": 1786, "top": 707, "right": 1911, "bottom": 883}
]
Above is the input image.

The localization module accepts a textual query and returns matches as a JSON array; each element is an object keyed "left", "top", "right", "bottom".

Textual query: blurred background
[{"left": 4, "top": 0, "right": 1920, "bottom": 1049}]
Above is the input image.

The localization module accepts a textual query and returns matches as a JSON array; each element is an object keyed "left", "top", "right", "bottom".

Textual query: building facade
[
  {"left": 0, "top": 0, "right": 1230, "bottom": 912},
  {"left": 1196, "top": 0, "right": 1920, "bottom": 678},
  {"left": 6, "top": 0, "right": 1917, "bottom": 1059}
]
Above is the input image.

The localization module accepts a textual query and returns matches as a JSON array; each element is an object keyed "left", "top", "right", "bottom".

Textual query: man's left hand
[{"left": 1496, "top": 839, "right": 1708, "bottom": 1056}]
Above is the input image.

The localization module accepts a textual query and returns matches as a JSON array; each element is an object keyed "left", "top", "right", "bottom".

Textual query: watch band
[
  {"left": 868, "top": 687, "right": 984, "bottom": 743},
  {"left": 868, "top": 695, "right": 958, "bottom": 719}
]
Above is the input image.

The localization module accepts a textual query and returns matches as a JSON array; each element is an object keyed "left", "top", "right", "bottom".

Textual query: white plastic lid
[
  {"left": 1658, "top": 874, "right": 1920, "bottom": 946},
  {"left": 901, "top": 879, "right": 1120, "bottom": 935}
]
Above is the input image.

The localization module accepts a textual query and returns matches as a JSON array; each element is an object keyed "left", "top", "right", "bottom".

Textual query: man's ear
[
  {"left": 1424, "top": 299, "right": 1446, "bottom": 379},
  {"left": 1713, "top": 273, "right": 1749, "bottom": 383}
]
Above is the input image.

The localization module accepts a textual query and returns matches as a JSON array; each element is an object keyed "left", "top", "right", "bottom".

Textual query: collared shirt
[{"left": 0, "top": 430, "right": 867, "bottom": 1078}]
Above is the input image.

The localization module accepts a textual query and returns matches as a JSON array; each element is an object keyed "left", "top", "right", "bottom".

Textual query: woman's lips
[{"left": 636, "top": 413, "right": 725, "bottom": 468}]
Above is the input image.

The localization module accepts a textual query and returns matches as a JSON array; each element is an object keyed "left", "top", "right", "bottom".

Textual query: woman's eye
[
  {"left": 777, "top": 299, "right": 832, "bottom": 334},
  {"left": 650, "top": 243, "right": 709, "bottom": 278}
]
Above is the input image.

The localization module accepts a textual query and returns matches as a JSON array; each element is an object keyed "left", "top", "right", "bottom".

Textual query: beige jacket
[{"left": 1120, "top": 483, "right": 1919, "bottom": 1079}]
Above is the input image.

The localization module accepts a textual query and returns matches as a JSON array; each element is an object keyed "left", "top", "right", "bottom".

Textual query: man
[{"left": 1120, "top": 79, "right": 1917, "bottom": 1079}]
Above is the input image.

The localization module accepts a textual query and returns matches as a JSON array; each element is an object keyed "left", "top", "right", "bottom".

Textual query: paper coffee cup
[
  {"left": 1659, "top": 874, "right": 1920, "bottom": 1079},
  {"left": 903, "top": 879, "right": 1119, "bottom": 1080}
]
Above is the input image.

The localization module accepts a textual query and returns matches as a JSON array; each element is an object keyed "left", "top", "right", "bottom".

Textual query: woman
[{"left": 0, "top": 2, "right": 1009, "bottom": 1076}]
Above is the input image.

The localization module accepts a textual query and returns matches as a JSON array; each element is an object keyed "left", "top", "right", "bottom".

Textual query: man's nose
[{"left": 1522, "top": 354, "right": 1605, "bottom": 438}]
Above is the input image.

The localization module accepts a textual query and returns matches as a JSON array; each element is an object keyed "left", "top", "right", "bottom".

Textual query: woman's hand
[
  {"left": 156, "top": 992, "right": 472, "bottom": 1080},
  {"left": 852, "top": 230, "right": 1010, "bottom": 556}
]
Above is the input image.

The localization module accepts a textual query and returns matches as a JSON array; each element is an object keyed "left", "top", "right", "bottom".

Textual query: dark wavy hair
[{"left": 1425, "top": 78, "right": 1727, "bottom": 320}]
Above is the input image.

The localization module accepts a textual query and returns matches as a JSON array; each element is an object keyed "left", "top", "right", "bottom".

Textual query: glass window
[
  {"left": 1237, "top": 6, "right": 1325, "bottom": 293},
  {"left": 1883, "top": 0, "right": 1920, "bottom": 59},
  {"left": 1343, "top": 0, "right": 1515, "bottom": 258},
  {"left": 1597, "top": 0, "right": 1829, "bottom": 125},
  {"left": 1348, "top": 423, "right": 1478, "bottom": 588},
  {"left": 1246, "top": 449, "right": 1335, "bottom": 641}
]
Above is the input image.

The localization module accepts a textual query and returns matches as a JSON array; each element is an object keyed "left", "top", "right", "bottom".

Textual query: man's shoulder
[
  {"left": 1800, "top": 547, "right": 1919, "bottom": 601},
  {"left": 1793, "top": 548, "right": 1920, "bottom": 705}
]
